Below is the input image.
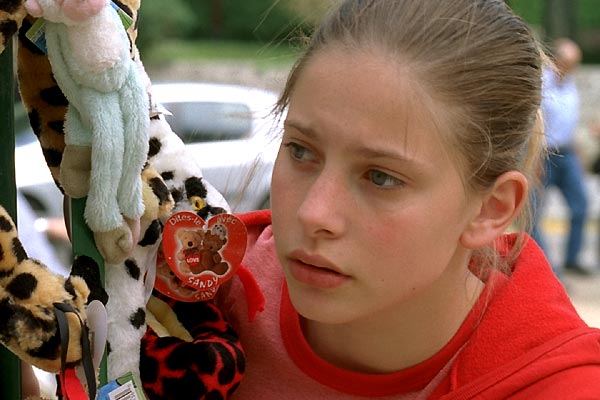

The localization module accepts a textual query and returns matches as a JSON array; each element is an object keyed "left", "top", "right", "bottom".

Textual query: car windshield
[{"left": 162, "top": 101, "right": 253, "bottom": 143}]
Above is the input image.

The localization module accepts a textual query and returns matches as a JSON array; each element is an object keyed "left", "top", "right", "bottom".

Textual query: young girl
[{"left": 143, "top": 0, "right": 600, "bottom": 398}]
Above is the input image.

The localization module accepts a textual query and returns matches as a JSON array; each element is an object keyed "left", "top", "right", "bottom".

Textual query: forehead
[{"left": 288, "top": 48, "right": 456, "bottom": 166}]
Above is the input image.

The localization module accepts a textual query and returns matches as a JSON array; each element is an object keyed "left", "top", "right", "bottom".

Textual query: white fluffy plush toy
[{"left": 24, "top": 0, "right": 149, "bottom": 265}]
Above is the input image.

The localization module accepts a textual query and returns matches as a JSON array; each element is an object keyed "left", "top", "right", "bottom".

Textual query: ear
[{"left": 460, "top": 171, "right": 528, "bottom": 250}]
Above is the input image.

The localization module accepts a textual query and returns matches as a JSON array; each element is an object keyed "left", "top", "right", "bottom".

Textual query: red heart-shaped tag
[{"left": 156, "top": 212, "right": 247, "bottom": 301}]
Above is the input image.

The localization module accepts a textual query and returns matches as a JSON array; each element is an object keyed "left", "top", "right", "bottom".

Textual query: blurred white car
[
  {"left": 151, "top": 82, "right": 281, "bottom": 212},
  {"left": 15, "top": 82, "right": 282, "bottom": 220},
  {"left": 14, "top": 115, "right": 64, "bottom": 221}
]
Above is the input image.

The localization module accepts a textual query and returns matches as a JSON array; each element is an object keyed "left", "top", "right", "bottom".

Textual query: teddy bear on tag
[
  {"left": 176, "top": 229, "right": 204, "bottom": 275},
  {"left": 199, "top": 226, "right": 230, "bottom": 275}
]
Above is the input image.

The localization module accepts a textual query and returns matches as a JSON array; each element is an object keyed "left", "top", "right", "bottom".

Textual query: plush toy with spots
[
  {"left": 24, "top": 0, "right": 150, "bottom": 265},
  {"left": 1, "top": 1, "right": 249, "bottom": 397},
  {"left": 0, "top": 204, "right": 106, "bottom": 375},
  {"left": 0, "top": 0, "right": 27, "bottom": 55}
]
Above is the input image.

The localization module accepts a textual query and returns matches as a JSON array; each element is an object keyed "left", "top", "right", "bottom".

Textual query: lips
[{"left": 287, "top": 250, "right": 350, "bottom": 289}]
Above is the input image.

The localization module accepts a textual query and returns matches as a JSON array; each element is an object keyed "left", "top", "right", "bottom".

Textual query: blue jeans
[{"left": 532, "top": 148, "right": 589, "bottom": 269}]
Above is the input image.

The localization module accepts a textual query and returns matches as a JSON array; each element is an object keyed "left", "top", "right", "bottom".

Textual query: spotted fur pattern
[
  {"left": 100, "top": 41, "right": 233, "bottom": 383},
  {"left": 141, "top": 294, "right": 245, "bottom": 399},
  {"left": 7, "top": 0, "right": 157, "bottom": 381},
  {"left": 0, "top": 204, "right": 106, "bottom": 373},
  {"left": 0, "top": 0, "right": 26, "bottom": 55},
  {"left": 133, "top": 116, "right": 243, "bottom": 399},
  {"left": 4, "top": 1, "right": 244, "bottom": 395}
]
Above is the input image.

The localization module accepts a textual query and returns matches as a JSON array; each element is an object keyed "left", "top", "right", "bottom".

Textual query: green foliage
[
  {"left": 508, "top": 0, "right": 600, "bottom": 62},
  {"left": 181, "top": 0, "right": 310, "bottom": 43},
  {"left": 136, "top": 0, "right": 199, "bottom": 54},
  {"left": 579, "top": 0, "right": 600, "bottom": 28},
  {"left": 508, "top": 0, "right": 544, "bottom": 26},
  {"left": 143, "top": 39, "right": 300, "bottom": 68},
  {"left": 137, "top": 0, "right": 314, "bottom": 65},
  {"left": 135, "top": 0, "right": 600, "bottom": 64}
]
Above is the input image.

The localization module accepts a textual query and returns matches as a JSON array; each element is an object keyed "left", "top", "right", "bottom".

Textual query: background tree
[{"left": 543, "top": 0, "right": 578, "bottom": 41}]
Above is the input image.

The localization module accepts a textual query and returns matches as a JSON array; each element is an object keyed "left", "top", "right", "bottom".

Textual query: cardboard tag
[
  {"left": 155, "top": 212, "right": 247, "bottom": 301},
  {"left": 110, "top": 1, "right": 134, "bottom": 30},
  {"left": 154, "top": 246, "right": 201, "bottom": 302},
  {"left": 98, "top": 371, "right": 147, "bottom": 400},
  {"left": 25, "top": 18, "right": 47, "bottom": 53}
]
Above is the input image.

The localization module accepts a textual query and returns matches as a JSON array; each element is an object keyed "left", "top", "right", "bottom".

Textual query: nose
[{"left": 296, "top": 168, "right": 348, "bottom": 239}]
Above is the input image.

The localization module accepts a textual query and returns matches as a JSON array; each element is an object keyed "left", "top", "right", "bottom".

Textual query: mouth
[{"left": 287, "top": 250, "right": 350, "bottom": 289}]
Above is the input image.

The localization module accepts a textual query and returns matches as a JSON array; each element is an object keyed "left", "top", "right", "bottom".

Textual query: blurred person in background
[
  {"left": 532, "top": 38, "right": 592, "bottom": 276},
  {"left": 589, "top": 118, "right": 600, "bottom": 270}
]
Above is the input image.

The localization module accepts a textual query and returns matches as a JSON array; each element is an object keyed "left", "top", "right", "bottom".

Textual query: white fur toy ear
[
  {"left": 24, "top": 0, "right": 44, "bottom": 17},
  {"left": 62, "top": 0, "right": 109, "bottom": 22}
]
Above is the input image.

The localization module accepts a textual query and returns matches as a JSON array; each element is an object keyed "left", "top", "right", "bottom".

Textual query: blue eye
[
  {"left": 368, "top": 170, "right": 404, "bottom": 187},
  {"left": 284, "top": 142, "right": 315, "bottom": 162}
]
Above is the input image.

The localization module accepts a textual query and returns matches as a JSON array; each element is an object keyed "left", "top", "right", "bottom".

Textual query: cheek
[
  {"left": 271, "top": 154, "right": 289, "bottom": 211},
  {"left": 270, "top": 153, "right": 300, "bottom": 229},
  {"left": 360, "top": 203, "right": 466, "bottom": 273}
]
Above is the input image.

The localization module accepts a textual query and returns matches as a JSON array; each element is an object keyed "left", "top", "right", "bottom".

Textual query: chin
[{"left": 286, "top": 281, "right": 358, "bottom": 325}]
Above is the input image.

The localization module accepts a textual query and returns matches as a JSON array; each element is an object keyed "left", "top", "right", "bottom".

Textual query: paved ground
[
  {"left": 566, "top": 272, "right": 600, "bottom": 328},
  {"left": 540, "top": 174, "right": 600, "bottom": 328}
]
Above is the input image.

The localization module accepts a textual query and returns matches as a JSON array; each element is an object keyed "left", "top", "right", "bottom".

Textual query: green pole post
[
  {"left": 69, "top": 197, "right": 108, "bottom": 385},
  {"left": 0, "top": 37, "right": 22, "bottom": 400}
]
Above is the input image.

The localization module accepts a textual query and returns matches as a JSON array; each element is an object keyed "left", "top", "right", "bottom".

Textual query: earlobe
[{"left": 460, "top": 171, "right": 528, "bottom": 250}]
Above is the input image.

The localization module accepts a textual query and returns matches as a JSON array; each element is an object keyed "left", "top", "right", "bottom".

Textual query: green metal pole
[
  {"left": 0, "top": 37, "right": 22, "bottom": 400},
  {"left": 69, "top": 197, "right": 108, "bottom": 385}
]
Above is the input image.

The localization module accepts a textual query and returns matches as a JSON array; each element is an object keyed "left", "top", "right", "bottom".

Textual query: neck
[{"left": 301, "top": 254, "right": 485, "bottom": 374}]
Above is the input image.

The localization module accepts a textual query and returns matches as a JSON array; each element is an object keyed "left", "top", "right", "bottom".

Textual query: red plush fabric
[{"left": 140, "top": 296, "right": 245, "bottom": 400}]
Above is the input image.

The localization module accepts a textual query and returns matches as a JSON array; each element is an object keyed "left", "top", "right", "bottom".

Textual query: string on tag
[{"left": 54, "top": 302, "right": 97, "bottom": 400}]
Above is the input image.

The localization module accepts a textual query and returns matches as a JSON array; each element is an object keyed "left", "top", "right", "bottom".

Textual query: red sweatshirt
[{"left": 221, "top": 210, "right": 600, "bottom": 399}]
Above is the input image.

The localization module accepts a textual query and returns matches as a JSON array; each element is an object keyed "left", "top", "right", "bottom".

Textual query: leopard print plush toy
[
  {"left": 0, "top": 204, "right": 106, "bottom": 373},
  {"left": 0, "top": 0, "right": 26, "bottom": 55},
  {"left": 1, "top": 1, "right": 246, "bottom": 397}
]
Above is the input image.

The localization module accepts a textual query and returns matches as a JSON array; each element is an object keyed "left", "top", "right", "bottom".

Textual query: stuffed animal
[
  {"left": 103, "top": 159, "right": 174, "bottom": 381},
  {"left": 0, "top": 0, "right": 27, "bottom": 55},
  {"left": 199, "top": 228, "right": 230, "bottom": 275},
  {"left": 176, "top": 229, "right": 204, "bottom": 274},
  {"left": 0, "top": 204, "right": 106, "bottom": 374},
  {"left": 24, "top": 0, "right": 150, "bottom": 265},
  {"left": 2, "top": 1, "right": 248, "bottom": 395},
  {"left": 140, "top": 292, "right": 246, "bottom": 400}
]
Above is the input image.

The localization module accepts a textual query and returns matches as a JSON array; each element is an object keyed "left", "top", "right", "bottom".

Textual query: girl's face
[{"left": 271, "top": 49, "right": 483, "bottom": 325}]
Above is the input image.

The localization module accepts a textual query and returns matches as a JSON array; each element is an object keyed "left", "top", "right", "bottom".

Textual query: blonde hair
[{"left": 275, "top": 0, "right": 546, "bottom": 274}]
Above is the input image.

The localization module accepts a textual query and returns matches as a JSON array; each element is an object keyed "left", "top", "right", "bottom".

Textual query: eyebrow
[{"left": 284, "top": 119, "right": 425, "bottom": 167}]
